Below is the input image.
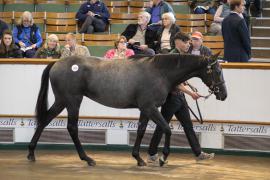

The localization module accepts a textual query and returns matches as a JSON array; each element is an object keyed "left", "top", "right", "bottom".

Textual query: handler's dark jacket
[{"left": 121, "top": 24, "right": 157, "bottom": 50}]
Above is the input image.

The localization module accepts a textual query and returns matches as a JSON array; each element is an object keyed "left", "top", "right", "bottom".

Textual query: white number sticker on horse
[{"left": 71, "top": 64, "right": 79, "bottom": 72}]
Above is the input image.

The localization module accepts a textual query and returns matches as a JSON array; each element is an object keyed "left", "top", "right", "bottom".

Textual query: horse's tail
[{"left": 35, "top": 62, "right": 56, "bottom": 126}]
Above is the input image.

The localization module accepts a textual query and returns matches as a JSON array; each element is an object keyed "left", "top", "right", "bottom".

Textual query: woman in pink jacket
[{"left": 104, "top": 36, "right": 134, "bottom": 59}]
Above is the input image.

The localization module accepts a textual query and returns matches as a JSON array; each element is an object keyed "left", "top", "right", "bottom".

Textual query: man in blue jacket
[
  {"left": 76, "top": 0, "right": 110, "bottom": 34},
  {"left": 222, "top": 0, "right": 251, "bottom": 62}
]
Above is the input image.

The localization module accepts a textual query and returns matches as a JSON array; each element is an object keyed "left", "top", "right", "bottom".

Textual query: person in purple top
[
  {"left": 145, "top": 0, "right": 174, "bottom": 31},
  {"left": 12, "top": 11, "right": 42, "bottom": 58},
  {"left": 76, "top": 0, "right": 110, "bottom": 34}
]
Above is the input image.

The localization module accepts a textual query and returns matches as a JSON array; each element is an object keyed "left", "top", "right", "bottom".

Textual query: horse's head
[{"left": 199, "top": 53, "right": 227, "bottom": 101}]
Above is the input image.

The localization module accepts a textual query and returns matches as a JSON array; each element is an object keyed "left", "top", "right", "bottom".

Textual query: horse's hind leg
[
  {"left": 28, "top": 101, "right": 65, "bottom": 161},
  {"left": 132, "top": 112, "right": 149, "bottom": 166},
  {"left": 144, "top": 107, "right": 172, "bottom": 167},
  {"left": 66, "top": 96, "right": 96, "bottom": 166}
]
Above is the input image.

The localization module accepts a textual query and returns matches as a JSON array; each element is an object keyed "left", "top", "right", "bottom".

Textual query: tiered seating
[
  {"left": 0, "top": 0, "right": 225, "bottom": 58},
  {"left": 35, "top": 0, "right": 67, "bottom": 12},
  {"left": 0, "top": 11, "right": 13, "bottom": 28},
  {"left": 83, "top": 34, "right": 119, "bottom": 57},
  {"left": 175, "top": 14, "right": 207, "bottom": 33},
  {"left": 104, "top": 1, "right": 129, "bottom": 13},
  {"left": 109, "top": 13, "right": 138, "bottom": 34},
  {"left": 3, "top": 0, "right": 34, "bottom": 12},
  {"left": 203, "top": 36, "right": 224, "bottom": 55},
  {"left": 129, "top": 1, "right": 150, "bottom": 13},
  {"left": 45, "top": 12, "right": 77, "bottom": 34}
]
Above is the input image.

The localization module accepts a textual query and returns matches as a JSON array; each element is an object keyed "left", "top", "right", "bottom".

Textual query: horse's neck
[{"left": 158, "top": 54, "right": 206, "bottom": 87}]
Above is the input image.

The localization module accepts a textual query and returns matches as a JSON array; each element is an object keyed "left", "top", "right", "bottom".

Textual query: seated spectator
[
  {"left": 13, "top": 11, "right": 42, "bottom": 58},
  {"left": 104, "top": 36, "right": 134, "bottom": 59},
  {"left": 76, "top": 0, "right": 110, "bottom": 34},
  {"left": 155, "top": 12, "right": 180, "bottom": 54},
  {"left": 34, "top": 34, "right": 61, "bottom": 59},
  {"left": 188, "top": 31, "right": 212, "bottom": 56},
  {"left": 61, "top": 33, "right": 91, "bottom": 58},
  {"left": 0, "top": 19, "right": 9, "bottom": 40},
  {"left": 170, "top": 32, "right": 191, "bottom": 54},
  {"left": 209, "top": 0, "right": 231, "bottom": 35},
  {"left": 246, "top": 0, "right": 261, "bottom": 17},
  {"left": 189, "top": 0, "right": 217, "bottom": 15},
  {"left": 145, "top": 0, "right": 174, "bottom": 31},
  {"left": 0, "top": 30, "right": 23, "bottom": 58},
  {"left": 121, "top": 12, "right": 156, "bottom": 56}
]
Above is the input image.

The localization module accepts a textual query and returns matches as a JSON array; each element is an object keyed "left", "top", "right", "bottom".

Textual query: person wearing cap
[
  {"left": 147, "top": 31, "right": 215, "bottom": 165},
  {"left": 188, "top": 31, "right": 212, "bottom": 56}
]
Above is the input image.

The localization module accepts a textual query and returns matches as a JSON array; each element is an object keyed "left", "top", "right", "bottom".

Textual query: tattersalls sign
[{"left": 0, "top": 117, "right": 269, "bottom": 136}]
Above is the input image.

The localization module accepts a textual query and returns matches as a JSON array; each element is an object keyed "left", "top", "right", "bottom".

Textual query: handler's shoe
[
  {"left": 147, "top": 154, "right": 159, "bottom": 164},
  {"left": 196, "top": 152, "right": 215, "bottom": 162}
]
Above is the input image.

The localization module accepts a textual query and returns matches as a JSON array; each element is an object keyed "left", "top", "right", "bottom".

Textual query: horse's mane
[
  {"left": 128, "top": 54, "right": 154, "bottom": 61},
  {"left": 152, "top": 53, "right": 207, "bottom": 69}
]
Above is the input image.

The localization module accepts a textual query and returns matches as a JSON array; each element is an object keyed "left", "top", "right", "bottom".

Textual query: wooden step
[
  {"left": 262, "top": 8, "right": 270, "bottom": 17},
  {"left": 252, "top": 48, "right": 270, "bottom": 58},
  {"left": 251, "top": 27, "right": 270, "bottom": 36},
  {"left": 263, "top": 0, "right": 270, "bottom": 8},
  {"left": 251, "top": 18, "right": 270, "bottom": 26},
  {"left": 251, "top": 37, "right": 270, "bottom": 47}
]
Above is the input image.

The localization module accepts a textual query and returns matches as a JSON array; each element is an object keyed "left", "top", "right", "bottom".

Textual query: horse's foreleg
[
  {"left": 132, "top": 112, "right": 149, "bottom": 166},
  {"left": 28, "top": 102, "right": 64, "bottom": 161},
  {"left": 147, "top": 107, "right": 172, "bottom": 167},
  {"left": 66, "top": 99, "right": 96, "bottom": 166}
]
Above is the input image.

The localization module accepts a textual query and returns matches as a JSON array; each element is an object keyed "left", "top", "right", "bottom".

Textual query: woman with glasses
[
  {"left": 13, "top": 11, "right": 43, "bottom": 58},
  {"left": 104, "top": 36, "right": 134, "bottom": 59},
  {"left": 155, "top": 12, "right": 180, "bottom": 54}
]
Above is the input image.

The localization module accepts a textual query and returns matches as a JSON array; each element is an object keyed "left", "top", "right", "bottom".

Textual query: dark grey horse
[{"left": 27, "top": 53, "right": 227, "bottom": 167}]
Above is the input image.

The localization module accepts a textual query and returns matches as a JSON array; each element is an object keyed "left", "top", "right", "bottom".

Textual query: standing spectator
[
  {"left": 155, "top": 12, "right": 180, "bottom": 54},
  {"left": 13, "top": 11, "right": 43, "bottom": 58},
  {"left": 0, "top": 30, "right": 22, "bottom": 58},
  {"left": 121, "top": 12, "right": 156, "bottom": 56},
  {"left": 148, "top": 32, "right": 214, "bottom": 164},
  {"left": 104, "top": 36, "right": 134, "bottom": 59},
  {"left": 61, "top": 33, "right": 91, "bottom": 58},
  {"left": 189, "top": 0, "right": 217, "bottom": 15},
  {"left": 222, "top": 0, "right": 251, "bottom": 62},
  {"left": 145, "top": 0, "right": 174, "bottom": 31},
  {"left": 76, "top": 0, "right": 110, "bottom": 34},
  {"left": 0, "top": 19, "right": 9, "bottom": 40},
  {"left": 188, "top": 31, "right": 212, "bottom": 56},
  {"left": 34, "top": 34, "right": 61, "bottom": 59},
  {"left": 209, "top": 0, "right": 231, "bottom": 35}
]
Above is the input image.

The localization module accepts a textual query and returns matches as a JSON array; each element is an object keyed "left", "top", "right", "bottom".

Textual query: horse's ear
[{"left": 211, "top": 51, "right": 221, "bottom": 61}]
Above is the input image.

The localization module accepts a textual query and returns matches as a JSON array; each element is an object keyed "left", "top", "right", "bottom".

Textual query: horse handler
[{"left": 147, "top": 32, "right": 214, "bottom": 165}]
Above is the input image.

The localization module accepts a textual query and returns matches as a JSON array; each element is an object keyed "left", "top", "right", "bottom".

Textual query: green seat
[
  {"left": 87, "top": 46, "right": 113, "bottom": 57},
  {"left": 67, "top": 4, "right": 81, "bottom": 12},
  {"left": 36, "top": 4, "right": 66, "bottom": 12},
  {"left": 4, "top": 4, "right": 35, "bottom": 12},
  {"left": 110, "top": 24, "right": 128, "bottom": 34},
  {"left": 172, "top": 5, "right": 190, "bottom": 14}
]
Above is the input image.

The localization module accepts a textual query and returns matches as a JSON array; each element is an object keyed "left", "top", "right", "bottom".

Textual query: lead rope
[{"left": 185, "top": 82, "right": 213, "bottom": 124}]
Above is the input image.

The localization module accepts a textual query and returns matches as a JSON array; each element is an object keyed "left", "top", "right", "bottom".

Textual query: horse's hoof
[
  {"left": 159, "top": 157, "right": 168, "bottom": 167},
  {"left": 27, "top": 154, "right": 36, "bottom": 162},
  {"left": 87, "top": 160, "right": 96, "bottom": 166},
  {"left": 137, "top": 160, "right": 147, "bottom": 166}
]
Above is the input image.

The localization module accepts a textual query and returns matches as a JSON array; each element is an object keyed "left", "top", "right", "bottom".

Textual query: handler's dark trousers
[
  {"left": 148, "top": 93, "right": 202, "bottom": 157},
  {"left": 79, "top": 16, "right": 106, "bottom": 34}
]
